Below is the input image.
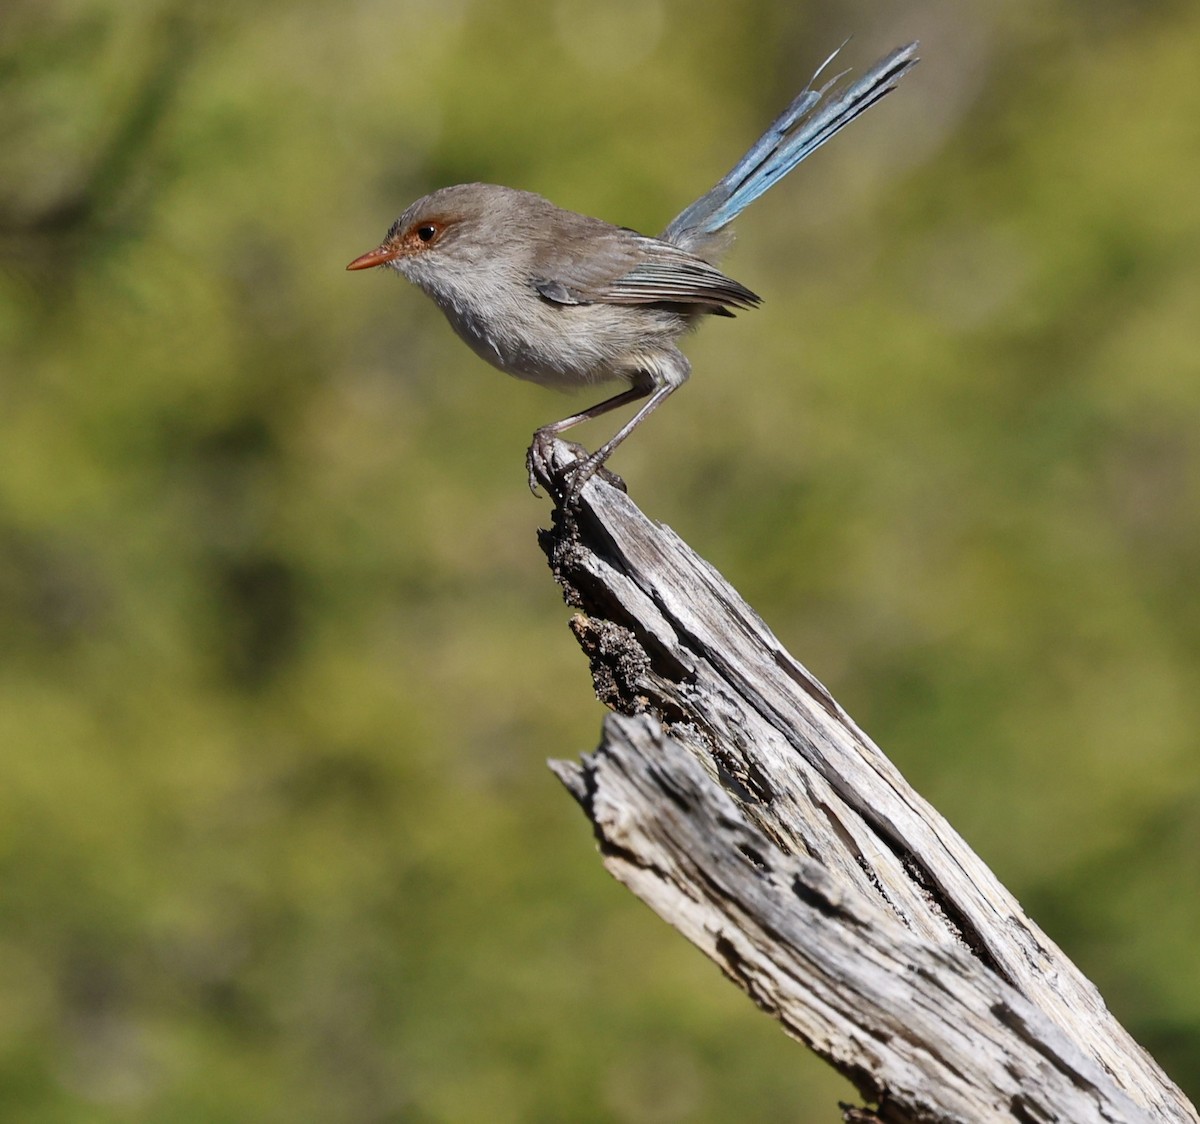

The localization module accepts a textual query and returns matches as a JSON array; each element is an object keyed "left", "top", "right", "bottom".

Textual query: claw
[
  {"left": 525, "top": 443, "right": 545, "bottom": 496},
  {"left": 526, "top": 432, "right": 629, "bottom": 507}
]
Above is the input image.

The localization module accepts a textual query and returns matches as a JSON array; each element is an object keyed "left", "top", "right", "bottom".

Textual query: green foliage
[{"left": 2, "top": 0, "right": 1198, "bottom": 1118}]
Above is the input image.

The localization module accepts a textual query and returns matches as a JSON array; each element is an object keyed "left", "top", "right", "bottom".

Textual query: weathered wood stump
[{"left": 533, "top": 440, "right": 1196, "bottom": 1124}]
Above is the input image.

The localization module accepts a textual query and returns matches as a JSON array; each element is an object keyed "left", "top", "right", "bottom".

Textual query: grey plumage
[{"left": 348, "top": 42, "right": 919, "bottom": 501}]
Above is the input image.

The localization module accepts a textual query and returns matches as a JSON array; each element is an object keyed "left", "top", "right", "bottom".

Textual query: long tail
[{"left": 661, "top": 41, "right": 919, "bottom": 255}]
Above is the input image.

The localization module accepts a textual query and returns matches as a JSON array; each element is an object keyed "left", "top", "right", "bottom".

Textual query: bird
[{"left": 348, "top": 42, "right": 919, "bottom": 504}]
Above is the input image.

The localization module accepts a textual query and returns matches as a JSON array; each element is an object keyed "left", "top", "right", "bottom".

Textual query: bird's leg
[
  {"left": 527, "top": 353, "right": 691, "bottom": 505},
  {"left": 526, "top": 384, "right": 649, "bottom": 495},
  {"left": 560, "top": 383, "right": 674, "bottom": 506}
]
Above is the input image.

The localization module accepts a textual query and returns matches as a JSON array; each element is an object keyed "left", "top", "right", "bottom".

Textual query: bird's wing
[{"left": 531, "top": 227, "right": 760, "bottom": 312}]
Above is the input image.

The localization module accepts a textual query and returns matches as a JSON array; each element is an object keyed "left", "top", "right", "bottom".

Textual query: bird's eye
[{"left": 416, "top": 223, "right": 439, "bottom": 243}]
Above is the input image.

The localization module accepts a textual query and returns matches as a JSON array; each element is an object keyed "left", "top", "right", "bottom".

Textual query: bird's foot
[
  {"left": 561, "top": 449, "right": 627, "bottom": 508},
  {"left": 526, "top": 432, "right": 585, "bottom": 496},
  {"left": 526, "top": 433, "right": 626, "bottom": 504}
]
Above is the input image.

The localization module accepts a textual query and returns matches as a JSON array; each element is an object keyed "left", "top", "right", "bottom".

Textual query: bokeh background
[{"left": 3, "top": 0, "right": 1199, "bottom": 1119}]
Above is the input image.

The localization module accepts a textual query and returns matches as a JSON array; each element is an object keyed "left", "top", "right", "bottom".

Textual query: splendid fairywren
[{"left": 348, "top": 43, "right": 919, "bottom": 502}]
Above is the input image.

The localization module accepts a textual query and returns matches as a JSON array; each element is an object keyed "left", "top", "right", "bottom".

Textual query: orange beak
[{"left": 346, "top": 243, "right": 402, "bottom": 271}]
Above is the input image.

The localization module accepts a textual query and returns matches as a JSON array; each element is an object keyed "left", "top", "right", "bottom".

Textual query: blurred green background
[{"left": 2, "top": 0, "right": 1199, "bottom": 1119}]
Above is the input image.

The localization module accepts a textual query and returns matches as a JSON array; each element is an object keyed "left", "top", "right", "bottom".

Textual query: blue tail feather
[{"left": 662, "top": 42, "right": 919, "bottom": 253}]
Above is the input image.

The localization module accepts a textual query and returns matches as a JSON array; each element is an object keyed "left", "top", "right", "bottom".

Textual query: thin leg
[
  {"left": 541, "top": 384, "right": 653, "bottom": 437},
  {"left": 560, "top": 382, "right": 676, "bottom": 505},
  {"left": 527, "top": 384, "right": 656, "bottom": 494},
  {"left": 528, "top": 351, "right": 692, "bottom": 504},
  {"left": 530, "top": 381, "right": 652, "bottom": 496}
]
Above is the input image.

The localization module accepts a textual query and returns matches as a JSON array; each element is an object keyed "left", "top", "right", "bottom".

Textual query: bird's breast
[{"left": 430, "top": 281, "right": 687, "bottom": 392}]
